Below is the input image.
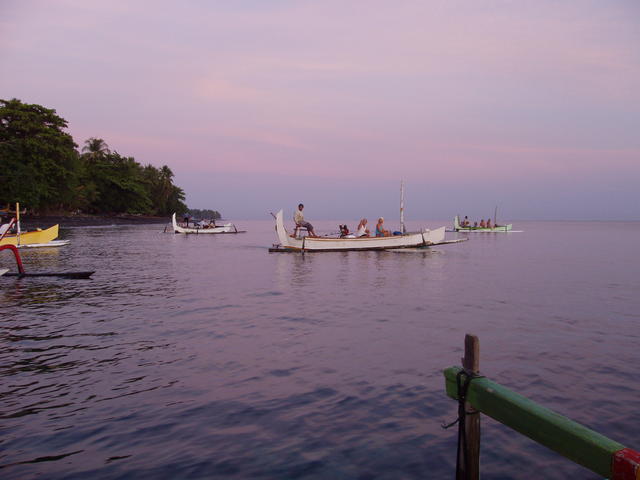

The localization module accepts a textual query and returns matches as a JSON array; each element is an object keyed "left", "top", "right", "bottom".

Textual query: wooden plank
[{"left": 444, "top": 366, "right": 624, "bottom": 477}]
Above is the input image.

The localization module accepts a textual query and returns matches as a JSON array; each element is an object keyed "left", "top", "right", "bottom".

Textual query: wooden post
[{"left": 457, "top": 334, "right": 480, "bottom": 480}]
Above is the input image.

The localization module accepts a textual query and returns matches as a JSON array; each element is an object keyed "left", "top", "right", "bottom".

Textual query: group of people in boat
[
  {"left": 293, "top": 204, "right": 396, "bottom": 239},
  {"left": 342, "top": 218, "right": 396, "bottom": 237},
  {"left": 460, "top": 216, "right": 498, "bottom": 229},
  {"left": 182, "top": 215, "right": 217, "bottom": 229}
]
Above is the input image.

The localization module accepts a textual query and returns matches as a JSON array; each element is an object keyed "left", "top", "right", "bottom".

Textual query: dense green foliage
[
  {"left": 0, "top": 99, "right": 80, "bottom": 211},
  {"left": 187, "top": 208, "right": 221, "bottom": 220},
  {"left": 0, "top": 98, "right": 189, "bottom": 216}
]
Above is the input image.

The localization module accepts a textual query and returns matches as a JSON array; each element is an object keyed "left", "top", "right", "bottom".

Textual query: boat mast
[
  {"left": 400, "top": 180, "right": 406, "bottom": 234},
  {"left": 16, "top": 202, "right": 21, "bottom": 246}
]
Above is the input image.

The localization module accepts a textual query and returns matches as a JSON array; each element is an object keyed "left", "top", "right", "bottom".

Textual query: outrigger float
[
  {"left": 269, "top": 210, "right": 464, "bottom": 253},
  {"left": 170, "top": 213, "right": 245, "bottom": 234},
  {"left": 0, "top": 244, "right": 94, "bottom": 279},
  {"left": 0, "top": 203, "right": 69, "bottom": 248}
]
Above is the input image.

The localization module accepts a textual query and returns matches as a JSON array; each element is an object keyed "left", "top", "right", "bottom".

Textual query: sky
[{"left": 1, "top": 1, "right": 639, "bottom": 220}]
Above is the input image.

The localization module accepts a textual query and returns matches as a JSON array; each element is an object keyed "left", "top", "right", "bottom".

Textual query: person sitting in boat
[
  {"left": 463, "top": 216, "right": 470, "bottom": 227},
  {"left": 356, "top": 218, "right": 370, "bottom": 237},
  {"left": 473, "top": 221, "right": 478, "bottom": 228},
  {"left": 339, "top": 224, "right": 356, "bottom": 238},
  {"left": 375, "top": 217, "right": 391, "bottom": 237},
  {"left": 479, "top": 219, "right": 486, "bottom": 228},
  {"left": 1, "top": 217, "right": 17, "bottom": 234},
  {"left": 293, "top": 203, "right": 317, "bottom": 238},
  {"left": 485, "top": 218, "right": 492, "bottom": 228}
]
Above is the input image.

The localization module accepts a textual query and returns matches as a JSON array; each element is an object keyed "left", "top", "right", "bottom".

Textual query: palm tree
[
  {"left": 81, "top": 137, "right": 111, "bottom": 161},
  {"left": 158, "top": 165, "right": 174, "bottom": 214}
]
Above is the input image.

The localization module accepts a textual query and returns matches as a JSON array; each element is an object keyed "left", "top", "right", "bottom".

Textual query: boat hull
[
  {"left": 272, "top": 210, "right": 446, "bottom": 251},
  {"left": 454, "top": 226, "right": 512, "bottom": 233},
  {"left": 0, "top": 224, "right": 59, "bottom": 246}
]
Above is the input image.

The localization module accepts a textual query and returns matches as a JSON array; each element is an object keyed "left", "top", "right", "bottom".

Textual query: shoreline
[{"left": 18, "top": 214, "right": 169, "bottom": 229}]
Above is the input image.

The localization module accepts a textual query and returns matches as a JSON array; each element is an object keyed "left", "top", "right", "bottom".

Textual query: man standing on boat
[{"left": 293, "top": 203, "right": 317, "bottom": 237}]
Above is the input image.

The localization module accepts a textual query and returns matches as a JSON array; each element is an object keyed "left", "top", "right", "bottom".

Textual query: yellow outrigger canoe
[
  {"left": 0, "top": 203, "right": 66, "bottom": 247},
  {"left": 0, "top": 224, "right": 60, "bottom": 247}
]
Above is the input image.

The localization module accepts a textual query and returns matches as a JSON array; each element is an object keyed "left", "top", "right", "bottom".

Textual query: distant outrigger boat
[
  {"left": 270, "top": 210, "right": 449, "bottom": 252},
  {"left": 452, "top": 215, "right": 513, "bottom": 233},
  {"left": 0, "top": 203, "right": 68, "bottom": 248},
  {"left": 171, "top": 213, "right": 243, "bottom": 234}
]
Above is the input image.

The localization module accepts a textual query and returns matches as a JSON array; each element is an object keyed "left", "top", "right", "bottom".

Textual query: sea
[{"left": 1, "top": 219, "right": 639, "bottom": 479}]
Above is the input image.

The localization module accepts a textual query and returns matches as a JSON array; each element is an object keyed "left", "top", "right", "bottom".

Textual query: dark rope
[
  {"left": 456, "top": 370, "right": 473, "bottom": 478},
  {"left": 441, "top": 369, "right": 483, "bottom": 479}
]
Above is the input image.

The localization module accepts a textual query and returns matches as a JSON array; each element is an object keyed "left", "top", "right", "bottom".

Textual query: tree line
[
  {"left": 0, "top": 98, "right": 189, "bottom": 216},
  {"left": 186, "top": 209, "right": 221, "bottom": 220}
]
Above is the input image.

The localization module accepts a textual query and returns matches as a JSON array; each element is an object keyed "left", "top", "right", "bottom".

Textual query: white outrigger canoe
[
  {"left": 271, "top": 210, "right": 447, "bottom": 252},
  {"left": 451, "top": 215, "right": 513, "bottom": 233},
  {"left": 171, "top": 213, "right": 243, "bottom": 234}
]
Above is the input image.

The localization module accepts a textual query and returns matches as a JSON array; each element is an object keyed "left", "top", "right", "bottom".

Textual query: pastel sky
[{"left": 1, "top": 1, "right": 639, "bottom": 220}]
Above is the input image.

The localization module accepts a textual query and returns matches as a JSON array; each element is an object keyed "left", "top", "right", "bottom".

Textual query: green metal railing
[{"left": 443, "top": 334, "right": 639, "bottom": 480}]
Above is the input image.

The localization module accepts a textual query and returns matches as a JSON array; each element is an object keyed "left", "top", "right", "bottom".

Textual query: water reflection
[
  {"left": 290, "top": 253, "right": 314, "bottom": 287},
  {"left": 1, "top": 281, "right": 79, "bottom": 305},
  {"left": 274, "top": 251, "right": 316, "bottom": 289}
]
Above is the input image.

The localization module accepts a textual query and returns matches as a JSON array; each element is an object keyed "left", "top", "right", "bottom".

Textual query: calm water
[{"left": 1, "top": 220, "right": 639, "bottom": 479}]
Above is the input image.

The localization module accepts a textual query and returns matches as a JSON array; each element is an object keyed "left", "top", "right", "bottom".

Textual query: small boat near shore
[
  {"left": 0, "top": 223, "right": 63, "bottom": 246},
  {"left": 0, "top": 203, "right": 67, "bottom": 247},
  {"left": 269, "top": 210, "right": 450, "bottom": 252},
  {"left": 170, "top": 213, "right": 244, "bottom": 234}
]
